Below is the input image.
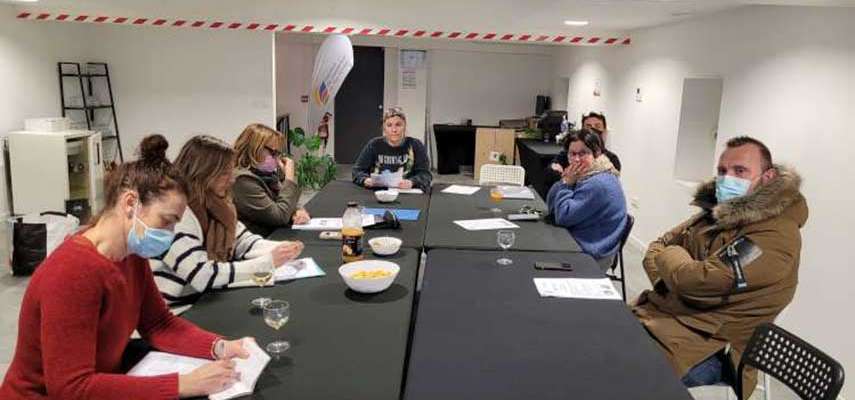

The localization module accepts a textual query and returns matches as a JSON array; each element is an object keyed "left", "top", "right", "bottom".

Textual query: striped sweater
[{"left": 150, "top": 208, "right": 279, "bottom": 309}]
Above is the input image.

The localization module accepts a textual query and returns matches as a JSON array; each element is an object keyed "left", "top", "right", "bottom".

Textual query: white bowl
[
  {"left": 374, "top": 190, "right": 399, "bottom": 203},
  {"left": 339, "top": 260, "right": 400, "bottom": 293},
  {"left": 368, "top": 236, "right": 402, "bottom": 256}
]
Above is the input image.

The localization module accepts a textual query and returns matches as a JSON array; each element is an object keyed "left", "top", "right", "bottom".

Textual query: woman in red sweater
[{"left": 1, "top": 135, "right": 253, "bottom": 399}]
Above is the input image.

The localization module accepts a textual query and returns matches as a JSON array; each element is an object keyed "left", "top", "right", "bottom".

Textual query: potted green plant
[{"left": 289, "top": 127, "right": 336, "bottom": 190}]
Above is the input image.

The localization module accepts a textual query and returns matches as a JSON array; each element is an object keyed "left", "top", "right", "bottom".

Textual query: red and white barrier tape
[{"left": 15, "top": 12, "right": 631, "bottom": 46}]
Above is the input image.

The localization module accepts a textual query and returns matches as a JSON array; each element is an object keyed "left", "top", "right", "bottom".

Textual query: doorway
[{"left": 334, "top": 46, "right": 385, "bottom": 163}]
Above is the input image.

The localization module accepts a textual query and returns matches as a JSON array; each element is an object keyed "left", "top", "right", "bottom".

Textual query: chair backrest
[
  {"left": 738, "top": 323, "right": 845, "bottom": 400},
  {"left": 609, "top": 214, "right": 635, "bottom": 271},
  {"left": 479, "top": 164, "right": 526, "bottom": 186}
]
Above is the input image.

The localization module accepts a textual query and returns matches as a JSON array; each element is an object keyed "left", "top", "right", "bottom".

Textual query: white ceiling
[{"left": 7, "top": 0, "right": 855, "bottom": 37}]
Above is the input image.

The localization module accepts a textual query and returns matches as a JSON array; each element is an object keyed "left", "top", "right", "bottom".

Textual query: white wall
[
  {"left": 274, "top": 39, "right": 321, "bottom": 152},
  {"left": 554, "top": 6, "right": 855, "bottom": 397},
  {"left": 429, "top": 49, "right": 553, "bottom": 126},
  {"left": 276, "top": 33, "right": 555, "bottom": 163},
  {"left": 1, "top": 7, "right": 275, "bottom": 160},
  {"left": 88, "top": 24, "right": 275, "bottom": 159}
]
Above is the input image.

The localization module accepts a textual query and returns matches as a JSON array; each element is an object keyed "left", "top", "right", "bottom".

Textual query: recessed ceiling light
[{"left": 564, "top": 20, "right": 589, "bottom": 26}]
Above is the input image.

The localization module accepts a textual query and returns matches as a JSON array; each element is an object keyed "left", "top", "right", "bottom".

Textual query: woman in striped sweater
[{"left": 150, "top": 135, "right": 304, "bottom": 309}]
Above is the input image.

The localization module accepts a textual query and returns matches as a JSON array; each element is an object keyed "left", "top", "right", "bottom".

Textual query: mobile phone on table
[{"left": 534, "top": 261, "right": 573, "bottom": 271}]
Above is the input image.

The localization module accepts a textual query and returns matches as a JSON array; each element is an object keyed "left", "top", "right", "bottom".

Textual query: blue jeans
[{"left": 682, "top": 352, "right": 725, "bottom": 387}]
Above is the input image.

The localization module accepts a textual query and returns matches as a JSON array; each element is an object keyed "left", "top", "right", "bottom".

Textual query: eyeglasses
[
  {"left": 568, "top": 150, "right": 593, "bottom": 159},
  {"left": 265, "top": 146, "right": 282, "bottom": 157}
]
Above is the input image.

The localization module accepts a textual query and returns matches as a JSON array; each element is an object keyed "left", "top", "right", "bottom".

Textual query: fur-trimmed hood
[
  {"left": 579, "top": 155, "right": 620, "bottom": 181},
  {"left": 692, "top": 164, "right": 808, "bottom": 230}
]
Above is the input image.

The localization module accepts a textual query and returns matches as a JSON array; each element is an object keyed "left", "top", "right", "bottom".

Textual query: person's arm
[
  {"left": 40, "top": 268, "right": 181, "bottom": 399},
  {"left": 406, "top": 139, "right": 433, "bottom": 190},
  {"left": 152, "top": 218, "right": 273, "bottom": 302},
  {"left": 352, "top": 139, "right": 377, "bottom": 187},
  {"left": 232, "top": 222, "right": 283, "bottom": 260},
  {"left": 138, "top": 259, "right": 221, "bottom": 357},
  {"left": 655, "top": 225, "right": 799, "bottom": 299},
  {"left": 232, "top": 175, "right": 300, "bottom": 228},
  {"left": 642, "top": 213, "right": 703, "bottom": 285},
  {"left": 547, "top": 180, "right": 606, "bottom": 229}
]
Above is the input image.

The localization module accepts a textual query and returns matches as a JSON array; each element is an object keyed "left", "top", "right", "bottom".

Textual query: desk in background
[{"left": 516, "top": 138, "right": 562, "bottom": 199}]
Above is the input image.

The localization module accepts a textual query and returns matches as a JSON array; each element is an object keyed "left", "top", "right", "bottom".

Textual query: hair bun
[{"left": 138, "top": 134, "right": 169, "bottom": 164}]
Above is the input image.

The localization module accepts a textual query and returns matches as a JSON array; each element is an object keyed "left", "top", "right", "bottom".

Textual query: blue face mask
[
  {"left": 127, "top": 209, "right": 175, "bottom": 258},
  {"left": 715, "top": 175, "right": 752, "bottom": 203}
]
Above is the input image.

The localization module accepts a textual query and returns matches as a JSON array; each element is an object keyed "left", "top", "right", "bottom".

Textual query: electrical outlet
[
  {"left": 489, "top": 151, "right": 501, "bottom": 162},
  {"left": 630, "top": 197, "right": 640, "bottom": 209}
]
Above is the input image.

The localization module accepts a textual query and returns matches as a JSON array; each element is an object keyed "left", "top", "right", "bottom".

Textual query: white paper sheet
[
  {"left": 441, "top": 185, "right": 481, "bottom": 195},
  {"left": 291, "top": 215, "right": 376, "bottom": 230},
  {"left": 128, "top": 339, "right": 271, "bottom": 400},
  {"left": 533, "top": 278, "right": 622, "bottom": 300},
  {"left": 274, "top": 257, "right": 326, "bottom": 281},
  {"left": 453, "top": 218, "right": 520, "bottom": 231},
  {"left": 498, "top": 185, "right": 535, "bottom": 200},
  {"left": 370, "top": 169, "right": 403, "bottom": 188}
]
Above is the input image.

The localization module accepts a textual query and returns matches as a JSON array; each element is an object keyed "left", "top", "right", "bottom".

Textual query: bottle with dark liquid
[{"left": 341, "top": 201, "right": 364, "bottom": 262}]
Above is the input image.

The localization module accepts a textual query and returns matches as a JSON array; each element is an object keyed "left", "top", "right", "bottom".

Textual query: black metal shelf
[
  {"left": 63, "top": 105, "right": 115, "bottom": 110},
  {"left": 60, "top": 73, "right": 108, "bottom": 78},
  {"left": 58, "top": 61, "right": 124, "bottom": 162}
]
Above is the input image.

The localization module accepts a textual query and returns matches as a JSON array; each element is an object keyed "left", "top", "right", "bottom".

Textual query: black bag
[
  {"left": 365, "top": 210, "right": 401, "bottom": 230},
  {"left": 10, "top": 212, "right": 79, "bottom": 276},
  {"left": 11, "top": 218, "right": 47, "bottom": 276}
]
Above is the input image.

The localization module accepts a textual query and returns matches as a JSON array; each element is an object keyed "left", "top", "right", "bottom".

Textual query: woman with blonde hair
[
  {"left": 352, "top": 107, "right": 432, "bottom": 190},
  {"left": 150, "top": 135, "right": 303, "bottom": 309},
  {"left": 232, "top": 123, "right": 310, "bottom": 236}
]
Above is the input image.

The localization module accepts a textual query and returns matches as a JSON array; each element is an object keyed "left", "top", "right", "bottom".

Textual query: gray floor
[{"left": 0, "top": 166, "right": 799, "bottom": 399}]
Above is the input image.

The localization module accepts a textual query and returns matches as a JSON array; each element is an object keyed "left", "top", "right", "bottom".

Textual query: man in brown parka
[{"left": 634, "top": 136, "right": 808, "bottom": 398}]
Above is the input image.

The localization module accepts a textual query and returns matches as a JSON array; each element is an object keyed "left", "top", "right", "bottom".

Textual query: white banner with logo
[{"left": 308, "top": 35, "right": 354, "bottom": 144}]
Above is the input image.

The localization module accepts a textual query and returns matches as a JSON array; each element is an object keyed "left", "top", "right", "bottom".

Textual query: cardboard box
[{"left": 474, "top": 127, "right": 517, "bottom": 182}]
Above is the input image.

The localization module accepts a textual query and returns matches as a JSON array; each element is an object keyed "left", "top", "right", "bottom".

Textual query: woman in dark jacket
[{"left": 232, "top": 123, "right": 310, "bottom": 236}]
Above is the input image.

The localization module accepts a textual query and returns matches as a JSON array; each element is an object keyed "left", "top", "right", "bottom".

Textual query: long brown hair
[
  {"left": 233, "top": 123, "right": 285, "bottom": 169},
  {"left": 173, "top": 135, "right": 235, "bottom": 207},
  {"left": 91, "top": 135, "right": 186, "bottom": 224}
]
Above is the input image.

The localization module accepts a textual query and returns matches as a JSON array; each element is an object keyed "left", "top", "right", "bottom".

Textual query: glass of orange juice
[{"left": 489, "top": 185, "right": 503, "bottom": 214}]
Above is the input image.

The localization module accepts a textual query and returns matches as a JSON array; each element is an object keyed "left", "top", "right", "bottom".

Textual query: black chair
[
  {"left": 736, "top": 323, "right": 845, "bottom": 400},
  {"left": 606, "top": 214, "right": 634, "bottom": 301}
]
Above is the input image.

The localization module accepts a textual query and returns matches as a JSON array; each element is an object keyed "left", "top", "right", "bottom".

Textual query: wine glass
[
  {"left": 489, "top": 185, "right": 503, "bottom": 214},
  {"left": 250, "top": 262, "right": 274, "bottom": 308},
  {"left": 496, "top": 230, "right": 515, "bottom": 265},
  {"left": 263, "top": 300, "right": 291, "bottom": 355}
]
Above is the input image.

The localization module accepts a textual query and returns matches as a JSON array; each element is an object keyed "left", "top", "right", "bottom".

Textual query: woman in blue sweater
[{"left": 547, "top": 128, "right": 627, "bottom": 270}]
